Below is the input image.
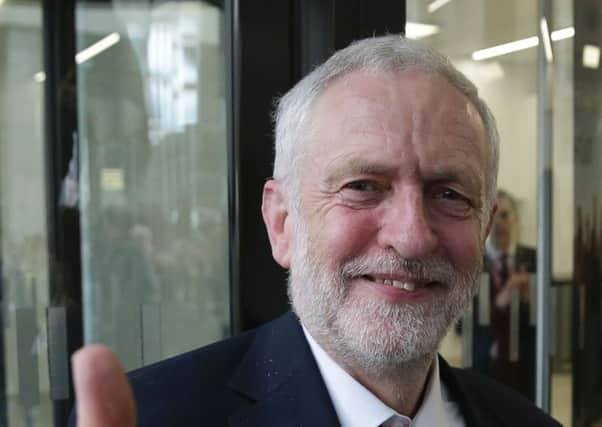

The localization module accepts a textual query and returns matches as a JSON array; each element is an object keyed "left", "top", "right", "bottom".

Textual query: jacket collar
[
  {"left": 227, "top": 311, "right": 340, "bottom": 427},
  {"left": 227, "top": 311, "right": 496, "bottom": 427},
  {"left": 438, "top": 356, "right": 492, "bottom": 427}
]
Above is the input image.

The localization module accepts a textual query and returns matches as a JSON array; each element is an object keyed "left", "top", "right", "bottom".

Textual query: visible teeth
[
  {"left": 401, "top": 282, "right": 416, "bottom": 291},
  {"left": 377, "top": 279, "right": 417, "bottom": 291}
]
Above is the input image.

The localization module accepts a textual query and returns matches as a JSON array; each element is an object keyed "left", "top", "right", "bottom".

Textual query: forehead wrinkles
[
  {"left": 403, "top": 100, "right": 487, "bottom": 185},
  {"left": 303, "top": 84, "right": 392, "bottom": 163},
  {"left": 405, "top": 93, "right": 479, "bottom": 140},
  {"left": 302, "top": 71, "right": 487, "bottom": 172}
]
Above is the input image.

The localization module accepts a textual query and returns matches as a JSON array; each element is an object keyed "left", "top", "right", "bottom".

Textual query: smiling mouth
[{"left": 360, "top": 275, "right": 433, "bottom": 292}]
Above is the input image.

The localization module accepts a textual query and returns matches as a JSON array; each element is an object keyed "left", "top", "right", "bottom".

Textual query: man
[
  {"left": 473, "top": 190, "right": 536, "bottom": 400},
  {"left": 72, "top": 35, "right": 560, "bottom": 426}
]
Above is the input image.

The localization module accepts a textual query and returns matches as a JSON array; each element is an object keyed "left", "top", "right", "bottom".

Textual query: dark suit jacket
[{"left": 66, "top": 310, "right": 560, "bottom": 427}]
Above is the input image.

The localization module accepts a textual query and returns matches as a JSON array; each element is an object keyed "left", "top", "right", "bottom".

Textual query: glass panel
[
  {"left": 407, "top": 1, "right": 576, "bottom": 424},
  {"left": 572, "top": 0, "right": 602, "bottom": 425},
  {"left": 0, "top": 1, "right": 55, "bottom": 426},
  {"left": 76, "top": 1, "right": 229, "bottom": 371},
  {"left": 550, "top": 1, "right": 574, "bottom": 425},
  {"left": 407, "top": 0, "right": 552, "bottom": 405}
]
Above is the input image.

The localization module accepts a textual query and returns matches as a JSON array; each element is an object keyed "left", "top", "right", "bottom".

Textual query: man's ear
[
  {"left": 262, "top": 180, "right": 293, "bottom": 269},
  {"left": 483, "top": 201, "right": 498, "bottom": 244}
]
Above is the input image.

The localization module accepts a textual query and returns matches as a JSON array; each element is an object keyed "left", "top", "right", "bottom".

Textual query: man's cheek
[{"left": 445, "top": 231, "right": 482, "bottom": 271}]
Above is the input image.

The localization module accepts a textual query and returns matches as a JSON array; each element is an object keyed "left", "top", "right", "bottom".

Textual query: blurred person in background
[{"left": 473, "top": 189, "right": 536, "bottom": 401}]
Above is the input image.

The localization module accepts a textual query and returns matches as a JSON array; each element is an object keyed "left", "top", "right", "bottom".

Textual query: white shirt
[
  {"left": 486, "top": 240, "right": 516, "bottom": 270},
  {"left": 303, "top": 327, "right": 465, "bottom": 427}
]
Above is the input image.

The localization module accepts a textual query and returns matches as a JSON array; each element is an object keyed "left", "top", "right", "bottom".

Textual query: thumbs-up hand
[{"left": 72, "top": 345, "right": 136, "bottom": 427}]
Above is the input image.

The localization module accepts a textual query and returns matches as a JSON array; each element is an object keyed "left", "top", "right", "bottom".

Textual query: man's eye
[
  {"left": 437, "top": 189, "right": 465, "bottom": 201},
  {"left": 345, "top": 180, "right": 379, "bottom": 192},
  {"left": 432, "top": 188, "right": 474, "bottom": 217},
  {"left": 338, "top": 180, "right": 386, "bottom": 205}
]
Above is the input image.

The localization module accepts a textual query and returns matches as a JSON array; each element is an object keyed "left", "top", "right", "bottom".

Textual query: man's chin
[
  {"left": 328, "top": 306, "right": 447, "bottom": 372},
  {"left": 332, "top": 332, "right": 438, "bottom": 377}
]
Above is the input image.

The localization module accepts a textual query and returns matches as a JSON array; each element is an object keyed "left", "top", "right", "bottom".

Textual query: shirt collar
[{"left": 302, "top": 326, "right": 459, "bottom": 427}]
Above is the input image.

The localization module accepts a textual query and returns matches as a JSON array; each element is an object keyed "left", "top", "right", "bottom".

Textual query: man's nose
[{"left": 376, "top": 190, "right": 439, "bottom": 258}]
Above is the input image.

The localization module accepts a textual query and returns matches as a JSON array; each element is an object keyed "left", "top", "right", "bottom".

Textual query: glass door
[
  {"left": 0, "top": 1, "right": 55, "bottom": 426},
  {"left": 0, "top": 1, "right": 231, "bottom": 426},
  {"left": 406, "top": 0, "right": 575, "bottom": 424},
  {"left": 75, "top": 0, "right": 231, "bottom": 371}
]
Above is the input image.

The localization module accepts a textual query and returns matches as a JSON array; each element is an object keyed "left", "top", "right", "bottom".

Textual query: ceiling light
[
  {"left": 540, "top": 17, "right": 553, "bottom": 63},
  {"left": 34, "top": 32, "right": 121, "bottom": 82},
  {"left": 582, "top": 45, "right": 600, "bottom": 69},
  {"left": 405, "top": 22, "right": 440, "bottom": 40},
  {"left": 75, "top": 32, "right": 121, "bottom": 64},
  {"left": 472, "top": 26, "right": 575, "bottom": 61},
  {"left": 551, "top": 27, "right": 575, "bottom": 41},
  {"left": 472, "top": 37, "right": 539, "bottom": 61},
  {"left": 428, "top": 0, "right": 452, "bottom": 13}
]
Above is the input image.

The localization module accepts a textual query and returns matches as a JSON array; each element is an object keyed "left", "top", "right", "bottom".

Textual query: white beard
[{"left": 288, "top": 218, "right": 482, "bottom": 377}]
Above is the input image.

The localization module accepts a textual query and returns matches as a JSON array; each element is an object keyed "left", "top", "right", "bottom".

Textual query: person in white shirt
[{"left": 69, "top": 35, "right": 560, "bottom": 427}]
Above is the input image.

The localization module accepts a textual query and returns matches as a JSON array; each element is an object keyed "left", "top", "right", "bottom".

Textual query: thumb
[{"left": 72, "top": 345, "right": 136, "bottom": 427}]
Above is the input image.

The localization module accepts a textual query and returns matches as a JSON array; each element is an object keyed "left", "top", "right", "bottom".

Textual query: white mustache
[{"left": 339, "top": 253, "right": 457, "bottom": 287}]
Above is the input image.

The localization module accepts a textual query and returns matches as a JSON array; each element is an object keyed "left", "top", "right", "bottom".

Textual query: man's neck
[
  {"left": 315, "top": 335, "right": 434, "bottom": 417},
  {"left": 346, "top": 356, "right": 433, "bottom": 416}
]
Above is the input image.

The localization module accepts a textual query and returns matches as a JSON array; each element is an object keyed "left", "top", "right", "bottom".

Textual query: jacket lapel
[
  {"left": 438, "top": 356, "right": 494, "bottom": 427},
  {"left": 227, "top": 312, "right": 340, "bottom": 427}
]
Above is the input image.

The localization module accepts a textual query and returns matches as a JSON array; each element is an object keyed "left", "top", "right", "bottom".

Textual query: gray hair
[{"left": 273, "top": 34, "right": 499, "bottom": 211}]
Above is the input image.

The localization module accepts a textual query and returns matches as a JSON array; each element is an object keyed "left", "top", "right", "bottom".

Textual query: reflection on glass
[
  {"left": 407, "top": 1, "right": 574, "bottom": 425},
  {"left": 77, "top": 1, "right": 229, "bottom": 371},
  {"left": 477, "top": 190, "right": 536, "bottom": 400},
  {"left": 0, "top": 1, "right": 55, "bottom": 426},
  {"left": 573, "top": 0, "right": 602, "bottom": 425}
]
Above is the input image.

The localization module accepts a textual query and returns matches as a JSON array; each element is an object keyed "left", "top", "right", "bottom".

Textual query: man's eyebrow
[{"left": 323, "top": 157, "right": 398, "bottom": 186}]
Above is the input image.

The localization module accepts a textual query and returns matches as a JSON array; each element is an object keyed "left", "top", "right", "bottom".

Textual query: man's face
[{"left": 267, "top": 70, "right": 493, "bottom": 373}]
